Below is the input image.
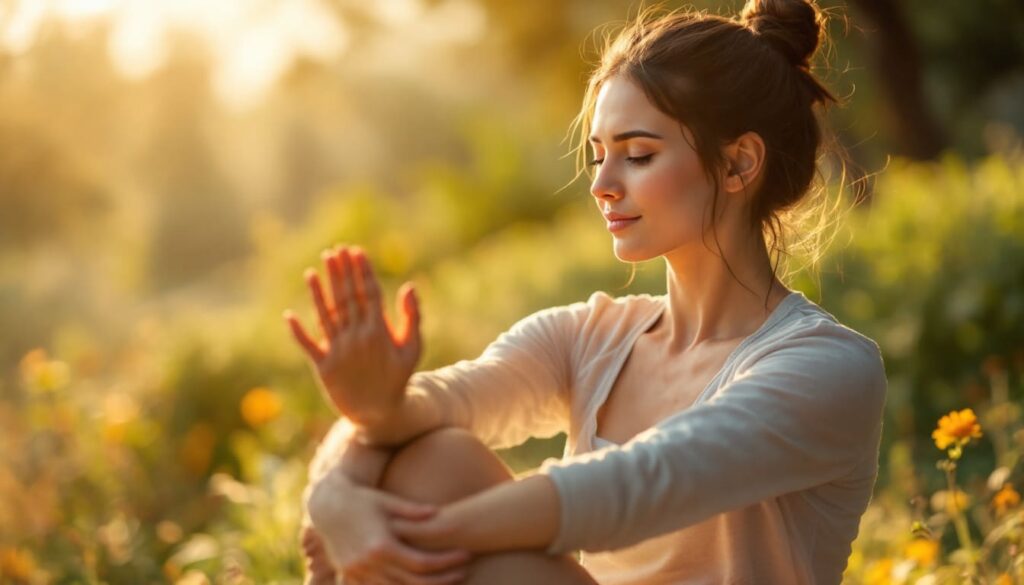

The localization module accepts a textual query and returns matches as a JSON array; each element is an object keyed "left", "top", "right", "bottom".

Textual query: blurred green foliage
[
  {"left": 4, "top": 150, "right": 1024, "bottom": 582},
  {"left": 2, "top": 0, "right": 1024, "bottom": 582}
]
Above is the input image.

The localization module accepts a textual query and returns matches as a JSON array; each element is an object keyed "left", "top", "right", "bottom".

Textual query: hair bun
[{"left": 740, "top": 0, "right": 825, "bottom": 68}]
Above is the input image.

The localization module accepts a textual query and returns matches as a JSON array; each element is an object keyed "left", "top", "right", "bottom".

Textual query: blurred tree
[
  {"left": 139, "top": 46, "right": 250, "bottom": 291},
  {"left": 846, "top": 0, "right": 947, "bottom": 160},
  {"left": 278, "top": 119, "right": 328, "bottom": 222},
  {"left": 904, "top": 0, "right": 1024, "bottom": 156},
  {"left": 0, "top": 116, "right": 108, "bottom": 249}
]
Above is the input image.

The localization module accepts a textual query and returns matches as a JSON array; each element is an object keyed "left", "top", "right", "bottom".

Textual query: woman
[{"left": 285, "top": 0, "right": 887, "bottom": 583}]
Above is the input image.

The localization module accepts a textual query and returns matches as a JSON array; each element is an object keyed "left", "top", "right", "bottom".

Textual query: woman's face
[{"left": 589, "top": 75, "right": 724, "bottom": 263}]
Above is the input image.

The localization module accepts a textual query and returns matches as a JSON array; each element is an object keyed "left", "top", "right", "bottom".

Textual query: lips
[
  {"left": 606, "top": 216, "right": 640, "bottom": 232},
  {"left": 603, "top": 212, "right": 640, "bottom": 221}
]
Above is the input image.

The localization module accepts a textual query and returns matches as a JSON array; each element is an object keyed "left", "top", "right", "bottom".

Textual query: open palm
[{"left": 284, "top": 245, "right": 422, "bottom": 427}]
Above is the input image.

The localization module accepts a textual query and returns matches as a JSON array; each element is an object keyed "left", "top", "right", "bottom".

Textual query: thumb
[
  {"left": 395, "top": 283, "right": 422, "bottom": 361},
  {"left": 378, "top": 492, "right": 437, "bottom": 520},
  {"left": 390, "top": 516, "right": 434, "bottom": 542}
]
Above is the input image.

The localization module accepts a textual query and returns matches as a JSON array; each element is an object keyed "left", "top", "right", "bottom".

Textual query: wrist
[
  {"left": 338, "top": 432, "right": 394, "bottom": 487},
  {"left": 350, "top": 396, "right": 409, "bottom": 447}
]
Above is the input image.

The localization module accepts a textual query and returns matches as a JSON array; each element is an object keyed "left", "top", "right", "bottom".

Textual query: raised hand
[{"left": 284, "top": 245, "right": 422, "bottom": 428}]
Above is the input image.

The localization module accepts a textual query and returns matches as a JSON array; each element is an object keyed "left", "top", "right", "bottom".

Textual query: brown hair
[{"left": 569, "top": 0, "right": 857, "bottom": 306}]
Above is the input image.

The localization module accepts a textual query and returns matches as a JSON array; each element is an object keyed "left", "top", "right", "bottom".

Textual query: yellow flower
[
  {"left": 995, "top": 574, "right": 1013, "bottom": 585},
  {"left": 903, "top": 538, "right": 939, "bottom": 566},
  {"left": 0, "top": 547, "right": 37, "bottom": 583},
  {"left": 102, "top": 392, "right": 139, "bottom": 444},
  {"left": 931, "top": 489, "right": 971, "bottom": 515},
  {"left": 992, "top": 483, "right": 1021, "bottom": 516},
  {"left": 864, "top": 558, "right": 894, "bottom": 585},
  {"left": 156, "top": 521, "right": 183, "bottom": 544},
  {"left": 19, "top": 348, "right": 70, "bottom": 394},
  {"left": 932, "top": 408, "right": 983, "bottom": 450},
  {"left": 240, "top": 387, "right": 282, "bottom": 427}
]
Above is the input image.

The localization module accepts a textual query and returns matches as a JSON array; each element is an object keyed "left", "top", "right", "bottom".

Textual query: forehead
[{"left": 591, "top": 75, "right": 676, "bottom": 139}]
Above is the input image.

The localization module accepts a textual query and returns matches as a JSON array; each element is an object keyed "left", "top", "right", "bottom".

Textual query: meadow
[{"left": 1, "top": 1, "right": 1023, "bottom": 583}]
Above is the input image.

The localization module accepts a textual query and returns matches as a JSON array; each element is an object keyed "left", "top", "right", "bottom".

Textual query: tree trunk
[{"left": 848, "top": 0, "right": 948, "bottom": 160}]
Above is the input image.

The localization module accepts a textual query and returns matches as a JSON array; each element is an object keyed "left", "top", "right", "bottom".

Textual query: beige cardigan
[{"left": 403, "top": 290, "right": 887, "bottom": 584}]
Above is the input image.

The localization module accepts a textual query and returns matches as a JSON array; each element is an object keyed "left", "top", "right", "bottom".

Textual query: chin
[{"left": 612, "top": 242, "right": 659, "bottom": 263}]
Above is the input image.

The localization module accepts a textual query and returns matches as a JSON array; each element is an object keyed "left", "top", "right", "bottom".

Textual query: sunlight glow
[
  {"left": 1, "top": 0, "right": 46, "bottom": 53},
  {"left": 2, "top": 0, "right": 349, "bottom": 110}
]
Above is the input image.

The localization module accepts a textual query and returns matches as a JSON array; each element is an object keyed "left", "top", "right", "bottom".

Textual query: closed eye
[
  {"left": 587, "top": 154, "right": 654, "bottom": 167},
  {"left": 626, "top": 154, "right": 654, "bottom": 166}
]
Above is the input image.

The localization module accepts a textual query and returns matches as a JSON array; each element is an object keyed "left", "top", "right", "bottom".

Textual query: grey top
[{"left": 406, "top": 289, "right": 887, "bottom": 584}]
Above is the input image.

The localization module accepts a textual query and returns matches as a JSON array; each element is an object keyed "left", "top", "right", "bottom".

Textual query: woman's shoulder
[
  {"left": 777, "top": 293, "right": 883, "bottom": 358},
  {"left": 515, "top": 291, "right": 664, "bottom": 347},
  {"left": 529, "top": 290, "right": 664, "bottom": 321},
  {"left": 584, "top": 290, "right": 666, "bottom": 313},
  {"left": 575, "top": 290, "right": 666, "bottom": 332},
  {"left": 751, "top": 292, "right": 886, "bottom": 387}
]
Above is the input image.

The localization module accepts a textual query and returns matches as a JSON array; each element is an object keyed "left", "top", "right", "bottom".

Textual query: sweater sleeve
[
  {"left": 405, "top": 299, "right": 591, "bottom": 451},
  {"left": 537, "top": 320, "right": 888, "bottom": 554}
]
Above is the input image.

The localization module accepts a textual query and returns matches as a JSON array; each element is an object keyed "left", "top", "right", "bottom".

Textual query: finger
[
  {"left": 305, "top": 554, "right": 338, "bottom": 585},
  {"left": 351, "top": 248, "right": 385, "bottom": 328},
  {"left": 413, "top": 568, "right": 470, "bottom": 585},
  {"left": 348, "top": 246, "right": 371, "bottom": 325},
  {"left": 395, "top": 283, "right": 422, "bottom": 363},
  {"left": 343, "top": 566, "right": 371, "bottom": 585},
  {"left": 306, "top": 268, "right": 339, "bottom": 341},
  {"left": 350, "top": 567, "right": 389, "bottom": 585},
  {"left": 339, "top": 248, "right": 363, "bottom": 325},
  {"left": 378, "top": 493, "right": 438, "bottom": 520},
  {"left": 390, "top": 517, "right": 441, "bottom": 543},
  {"left": 380, "top": 563, "right": 469, "bottom": 585},
  {"left": 327, "top": 247, "right": 350, "bottom": 329},
  {"left": 301, "top": 527, "right": 338, "bottom": 580},
  {"left": 320, "top": 249, "right": 346, "bottom": 329},
  {"left": 285, "top": 310, "right": 326, "bottom": 362},
  {"left": 389, "top": 540, "right": 473, "bottom": 576}
]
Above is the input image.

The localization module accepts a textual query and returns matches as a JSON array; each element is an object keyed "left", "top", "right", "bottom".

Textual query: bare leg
[{"left": 378, "top": 427, "right": 599, "bottom": 585}]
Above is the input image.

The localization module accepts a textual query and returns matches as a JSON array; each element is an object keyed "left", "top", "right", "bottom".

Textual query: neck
[{"left": 654, "top": 230, "right": 791, "bottom": 354}]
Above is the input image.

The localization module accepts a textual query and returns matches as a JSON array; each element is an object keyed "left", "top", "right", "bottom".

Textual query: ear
[{"left": 721, "top": 131, "right": 766, "bottom": 195}]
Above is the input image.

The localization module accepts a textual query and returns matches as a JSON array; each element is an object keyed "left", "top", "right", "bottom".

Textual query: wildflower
[
  {"left": 910, "top": 519, "right": 933, "bottom": 540},
  {"left": 175, "top": 570, "right": 211, "bottom": 585},
  {"left": 157, "top": 521, "right": 184, "bottom": 544},
  {"left": 864, "top": 558, "right": 894, "bottom": 585},
  {"left": 992, "top": 483, "right": 1020, "bottom": 516},
  {"left": 240, "top": 386, "right": 282, "bottom": 427},
  {"left": 102, "top": 392, "right": 139, "bottom": 444},
  {"left": 903, "top": 538, "right": 939, "bottom": 566},
  {"left": 19, "top": 348, "right": 70, "bottom": 394},
  {"left": 0, "top": 547, "right": 37, "bottom": 583},
  {"left": 931, "top": 489, "right": 971, "bottom": 515},
  {"left": 932, "top": 408, "right": 983, "bottom": 450}
]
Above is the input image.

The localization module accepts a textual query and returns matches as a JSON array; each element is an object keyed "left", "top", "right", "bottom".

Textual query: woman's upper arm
[
  {"left": 537, "top": 323, "right": 888, "bottom": 554},
  {"left": 407, "top": 297, "right": 594, "bottom": 450}
]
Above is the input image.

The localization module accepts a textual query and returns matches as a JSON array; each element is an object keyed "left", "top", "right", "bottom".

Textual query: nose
[{"left": 589, "top": 162, "right": 624, "bottom": 202}]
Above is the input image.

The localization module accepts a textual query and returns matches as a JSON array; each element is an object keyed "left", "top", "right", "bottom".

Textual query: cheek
[{"left": 636, "top": 159, "right": 711, "bottom": 214}]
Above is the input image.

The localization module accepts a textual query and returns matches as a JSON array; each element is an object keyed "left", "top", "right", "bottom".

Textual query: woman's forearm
[
  {"left": 391, "top": 473, "right": 561, "bottom": 554},
  {"left": 450, "top": 473, "right": 561, "bottom": 552},
  {"left": 311, "top": 417, "right": 395, "bottom": 488},
  {"left": 352, "top": 386, "right": 448, "bottom": 448}
]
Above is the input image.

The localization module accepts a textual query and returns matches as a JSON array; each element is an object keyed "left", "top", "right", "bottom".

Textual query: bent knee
[{"left": 379, "top": 427, "right": 513, "bottom": 504}]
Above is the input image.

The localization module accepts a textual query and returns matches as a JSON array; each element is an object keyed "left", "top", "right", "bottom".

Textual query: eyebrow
[{"left": 588, "top": 129, "right": 664, "bottom": 144}]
